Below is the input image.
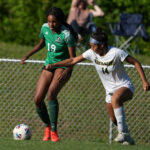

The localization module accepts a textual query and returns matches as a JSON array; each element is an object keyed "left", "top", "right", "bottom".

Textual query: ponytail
[{"left": 63, "top": 22, "right": 78, "bottom": 41}]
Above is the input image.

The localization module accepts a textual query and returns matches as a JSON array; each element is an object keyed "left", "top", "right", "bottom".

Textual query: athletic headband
[{"left": 89, "top": 37, "right": 103, "bottom": 45}]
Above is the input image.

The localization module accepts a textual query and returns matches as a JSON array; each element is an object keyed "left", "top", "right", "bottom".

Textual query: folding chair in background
[{"left": 108, "top": 13, "right": 149, "bottom": 54}]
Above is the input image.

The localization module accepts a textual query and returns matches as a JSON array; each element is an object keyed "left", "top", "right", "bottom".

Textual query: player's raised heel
[
  {"left": 43, "top": 125, "right": 51, "bottom": 141},
  {"left": 51, "top": 131, "right": 59, "bottom": 142},
  {"left": 114, "top": 132, "right": 135, "bottom": 145}
]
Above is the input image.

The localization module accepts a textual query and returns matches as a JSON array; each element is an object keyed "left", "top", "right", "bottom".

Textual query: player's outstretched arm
[
  {"left": 20, "top": 39, "right": 45, "bottom": 64},
  {"left": 46, "top": 55, "right": 84, "bottom": 69},
  {"left": 125, "top": 55, "right": 150, "bottom": 91}
]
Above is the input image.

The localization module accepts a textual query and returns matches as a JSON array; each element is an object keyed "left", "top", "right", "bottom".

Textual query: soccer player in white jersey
[{"left": 46, "top": 27, "right": 150, "bottom": 145}]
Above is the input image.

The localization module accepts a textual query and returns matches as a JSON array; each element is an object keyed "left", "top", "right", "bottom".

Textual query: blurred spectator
[{"left": 67, "top": 0, "right": 104, "bottom": 41}]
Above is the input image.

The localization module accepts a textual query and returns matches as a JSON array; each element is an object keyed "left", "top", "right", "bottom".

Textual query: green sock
[
  {"left": 36, "top": 102, "right": 50, "bottom": 127},
  {"left": 48, "top": 100, "right": 59, "bottom": 132}
]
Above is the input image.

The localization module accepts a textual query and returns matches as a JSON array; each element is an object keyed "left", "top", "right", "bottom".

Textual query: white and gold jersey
[{"left": 82, "top": 46, "right": 134, "bottom": 95}]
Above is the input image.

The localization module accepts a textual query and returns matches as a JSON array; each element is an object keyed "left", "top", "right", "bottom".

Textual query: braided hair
[{"left": 47, "top": 7, "right": 78, "bottom": 41}]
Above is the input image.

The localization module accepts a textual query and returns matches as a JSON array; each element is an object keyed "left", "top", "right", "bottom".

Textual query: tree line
[{"left": 0, "top": 0, "right": 149, "bottom": 54}]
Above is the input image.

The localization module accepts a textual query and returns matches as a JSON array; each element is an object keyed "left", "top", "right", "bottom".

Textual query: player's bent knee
[
  {"left": 111, "top": 97, "right": 121, "bottom": 106},
  {"left": 34, "top": 96, "right": 43, "bottom": 107}
]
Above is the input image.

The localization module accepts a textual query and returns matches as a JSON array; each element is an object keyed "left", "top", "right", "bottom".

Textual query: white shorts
[{"left": 105, "top": 84, "right": 135, "bottom": 103}]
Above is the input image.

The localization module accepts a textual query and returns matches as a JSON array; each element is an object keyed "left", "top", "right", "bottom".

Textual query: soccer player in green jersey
[{"left": 21, "top": 7, "right": 78, "bottom": 142}]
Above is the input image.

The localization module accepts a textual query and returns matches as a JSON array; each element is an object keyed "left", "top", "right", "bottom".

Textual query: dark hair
[
  {"left": 91, "top": 27, "right": 108, "bottom": 46},
  {"left": 76, "top": 0, "right": 88, "bottom": 10},
  {"left": 47, "top": 7, "right": 78, "bottom": 41}
]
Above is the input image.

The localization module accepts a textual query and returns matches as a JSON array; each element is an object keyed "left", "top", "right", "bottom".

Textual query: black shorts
[
  {"left": 42, "top": 66, "right": 72, "bottom": 75},
  {"left": 42, "top": 66, "right": 58, "bottom": 73}
]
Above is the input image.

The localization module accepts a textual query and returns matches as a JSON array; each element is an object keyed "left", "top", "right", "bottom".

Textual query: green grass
[
  {"left": 0, "top": 41, "right": 150, "bottom": 65},
  {"left": 0, "top": 41, "right": 46, "bottom": 60},
  {"left": 0, "top": 42, "right": 150, "bottom": 146},
  {"left": 0, "top": 139, "right": 150, "bottom": 150}
]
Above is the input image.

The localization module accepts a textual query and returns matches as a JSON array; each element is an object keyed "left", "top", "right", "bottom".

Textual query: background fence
[{"left": 0, "top": 59, "right": 150, "bottom": 144}]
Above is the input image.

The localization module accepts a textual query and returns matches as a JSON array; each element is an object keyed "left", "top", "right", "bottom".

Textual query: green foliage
[
  {"left": 0, "top": 0, "right": 52, "bottom": 45},
  {"left": 93, "top": 0, "right": 150, "bottom": 55},
  {"left": 0, "top": 0, "right": 149, "bottom": 54}
]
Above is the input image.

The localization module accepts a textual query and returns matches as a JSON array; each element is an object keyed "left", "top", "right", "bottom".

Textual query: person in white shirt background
[{"left": 46, "top": 27, "right": 150, "bottom": 145}]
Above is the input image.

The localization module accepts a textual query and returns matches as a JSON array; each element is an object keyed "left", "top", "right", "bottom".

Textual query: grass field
[
  {"left": 0, "top": 42, "right": 150, "bottom": 149},
  {"left": 0, "top": 139, "right": 150, "bottom": 150},
  {"left": 0, "top": 41, "right": 150, "bottom": 65}
]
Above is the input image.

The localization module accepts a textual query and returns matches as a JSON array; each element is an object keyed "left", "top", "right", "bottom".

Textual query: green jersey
[{"left": 39, "top": 23, "right": 76, "bottom": 67}]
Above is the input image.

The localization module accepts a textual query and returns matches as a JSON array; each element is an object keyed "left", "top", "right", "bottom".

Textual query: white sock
[{"left": 114, "top": 106, "right": 129, "bottom": 133}]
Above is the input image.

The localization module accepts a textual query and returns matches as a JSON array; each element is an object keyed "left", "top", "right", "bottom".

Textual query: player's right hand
[
  {"left": 46, "top": 64, "right": 53, "bottom": 70},
  {"left": 20, "top": 57, "right": 27, "bottom": 64}
]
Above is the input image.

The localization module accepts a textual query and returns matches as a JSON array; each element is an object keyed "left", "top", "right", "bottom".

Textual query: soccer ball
[{"left": 13, "top": 124, "right": 31, "bottom": 140}]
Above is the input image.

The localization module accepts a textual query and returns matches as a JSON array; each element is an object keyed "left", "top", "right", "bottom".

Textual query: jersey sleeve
[
  {"left": 64, "top": 31, "right": 76, "bottom": 47},
  {"left": 39, "top": 26, "right": 44, "bottom": 39},
  {"left": 82, "top": 49, "right": 93, "bottom": 61},
  {"left": 116, "top": 48, "right": 128, "bottom": 62}
]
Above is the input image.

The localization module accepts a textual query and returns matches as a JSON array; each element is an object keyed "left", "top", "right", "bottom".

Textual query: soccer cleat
[
  {"left": 43, "top": 125, "right": 51, "bottom": 141},
  {"left": 114, "top": 132, "right": 125, "bottom": 143},
  {"left": 114, "top": 132, "right": 135, "bottom": 145},
  {"left": 51, "top": 131, "right": 59, "bottom": 142},
  {"left": 122, "top": 136, "right": 135, "bottom": 145}
]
